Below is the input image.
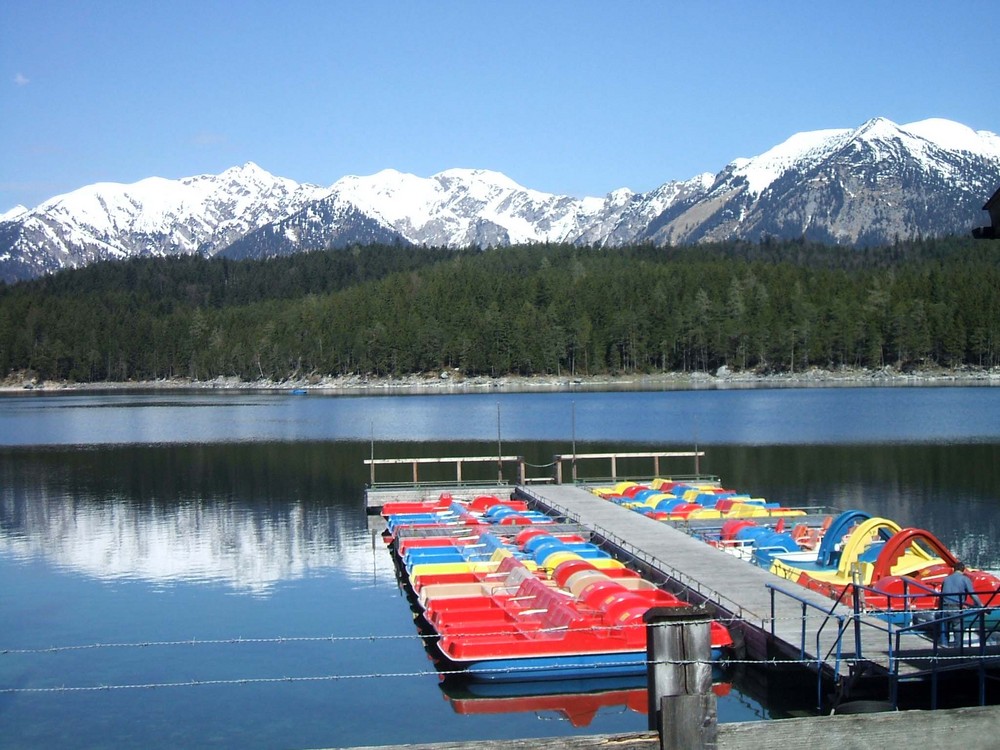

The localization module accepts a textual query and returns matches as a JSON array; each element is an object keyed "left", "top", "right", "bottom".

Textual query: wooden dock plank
[
  {"left": 338, "top": 733, "right": 658, "bottom": 750},
  {"left": 336, "top": 704, "right": 1000, "bottom": 750}
]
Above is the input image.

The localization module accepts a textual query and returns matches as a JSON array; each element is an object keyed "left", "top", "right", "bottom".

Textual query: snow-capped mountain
[
  {"left": 222, "top": 167, "right": 650, "bottom": 259},
  {"left": 3, "top": 117, "right": 999, "bottom": 282},
  {"left": 642, "top": 118, "right": 1000, "bottom": 245},
  {"left": 329, "top": 167, "right": 612, "bottom": 246},
  {"left": 0, "top": 163, "right": 329, "bottom": 281}
]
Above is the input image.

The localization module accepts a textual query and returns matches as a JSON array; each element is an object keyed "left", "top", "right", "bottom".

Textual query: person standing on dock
[{"left": 939, "top": 562, "right": 983, "bottom": 647}]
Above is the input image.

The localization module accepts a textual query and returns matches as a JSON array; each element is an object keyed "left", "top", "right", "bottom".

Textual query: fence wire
[
  {"left": 1, "top": 607, "right": 943, "bottom": 657},
  {"left": 4, "top": 651, "right": 999, "bottom": 696}
]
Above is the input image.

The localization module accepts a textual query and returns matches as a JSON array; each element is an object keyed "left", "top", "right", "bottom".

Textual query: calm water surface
[
  {"left": 2, "top": 385, "right": 1000, "bottom": 445},
  {"left": 2, "top": 387, "right": 999, "bottom": 748}
]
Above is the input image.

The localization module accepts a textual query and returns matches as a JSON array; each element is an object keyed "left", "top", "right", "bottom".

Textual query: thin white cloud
[{"left": 13, "top": 72, "right": 30, "bottom": 86}]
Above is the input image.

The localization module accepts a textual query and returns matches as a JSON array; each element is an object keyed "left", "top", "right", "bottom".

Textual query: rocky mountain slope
[{"left": 641, "top": 118, "right": 1000, "bottom": 245}]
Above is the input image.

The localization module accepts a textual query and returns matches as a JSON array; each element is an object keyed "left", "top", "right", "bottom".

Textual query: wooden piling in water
[{"left": 644, "top": 605, "right": 716, "bottom": 750}]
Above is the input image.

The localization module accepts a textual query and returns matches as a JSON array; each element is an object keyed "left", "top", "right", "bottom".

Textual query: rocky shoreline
[{"left": 3, "top": 365, "right": 999, "bottom": 395}]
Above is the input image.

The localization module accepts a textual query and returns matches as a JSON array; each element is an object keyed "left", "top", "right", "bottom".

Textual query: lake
[{"left": 2, "top": 386, "right": 999, "bottom": 748}]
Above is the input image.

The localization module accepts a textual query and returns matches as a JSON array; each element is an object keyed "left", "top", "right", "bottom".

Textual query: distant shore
[{"left": 3, "top": 365, "right": 999, "bottom": 395}]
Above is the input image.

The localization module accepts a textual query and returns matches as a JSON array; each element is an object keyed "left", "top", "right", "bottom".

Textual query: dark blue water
[{"left": 2, "top": 386, "right": 999, "bottom": 748}]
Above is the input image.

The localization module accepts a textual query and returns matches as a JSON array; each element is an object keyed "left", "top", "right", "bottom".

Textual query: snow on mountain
[
  {"left": 32, "top": 161, "right": 327, "bottom": 249},
  {"left": 328, "top": 167, "right": 610, "bottom": 247},
  {"left": 0, "top": 163, "right": 329, "bottom": 281},
  {"left": 3, "top": 117, "right": 999, "bottom": 282},
  {"left": 574, "top": 173, "right": 715, "bottom": 246},
  {"left": 643, "top": 117, "right": 1000, "bottom": 246},
  {"left": 221, "top": 191, "right": 405, "bottom": 260},
  {"left": 0, "top": 205, "right": 28, "bottom": 223},
  {"left": 902, "top": 118, "right": 1000, "bottom": 157},
  {"left": 721, "top": 118, "right": 1000, "bottom": 200},
  {"left": 238, "top": 167, "right": 711, "bottom": 256},
  {"left": 731, "top": 128, "right": 853, "bottom": 196}
]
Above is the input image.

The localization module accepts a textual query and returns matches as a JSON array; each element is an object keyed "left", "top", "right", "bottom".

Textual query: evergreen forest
[{"left": 1, "top": 238, "right": 999, "bottom": 384}]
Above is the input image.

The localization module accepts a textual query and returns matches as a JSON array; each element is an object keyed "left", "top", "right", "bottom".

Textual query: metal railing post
[
  {"left": 645, "top": 606, "right": 716, "bottom": 749},
  {"left": 853, "top": 584, "right": 863, "bottom": 660},
  {"left": 800, "top": 602, "right": 807, "bottom": 659}
]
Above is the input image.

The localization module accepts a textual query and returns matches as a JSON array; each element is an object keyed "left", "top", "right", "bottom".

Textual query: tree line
[{"left": 1, "top": 237, "right": 998, "bottom": 383}]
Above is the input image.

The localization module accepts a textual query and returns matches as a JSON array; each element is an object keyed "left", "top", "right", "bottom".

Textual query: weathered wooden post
[{"left": 645, "top": 605, "right": 717, "bottom": 750}]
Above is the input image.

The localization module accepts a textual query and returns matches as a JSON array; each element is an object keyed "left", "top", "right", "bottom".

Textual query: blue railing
[
  {"left": 769, "top": 579, "right": 1000, "bottom": 710},
  {"left": 882, "top": 594, "right": 1000, "bottom": 709},
  {"left": 766, "top": 582, "right": 851, "bottom": 709}
]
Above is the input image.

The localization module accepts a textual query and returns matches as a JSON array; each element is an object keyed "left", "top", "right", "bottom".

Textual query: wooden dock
[
  {"left": 366, "top": 465, "right": 1000, "bottom": 698},
  {"left": 338, "top": 704, "right": 1000, "bottom": 750},
  {"left": 364, "top": 459, "right": 1000, "bottom": 748},
  {"left": 517, "top": 483, "right": 990, "bottom": 684}
]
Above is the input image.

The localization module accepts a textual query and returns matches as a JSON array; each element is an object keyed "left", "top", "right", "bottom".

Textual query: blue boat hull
[{"left": 457, "top": 647, "right": 726, "bottom": 682}]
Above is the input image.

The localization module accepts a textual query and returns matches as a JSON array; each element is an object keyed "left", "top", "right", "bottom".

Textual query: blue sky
[{"left": 2, "top": 1, "right": 998, "bottom": 211}]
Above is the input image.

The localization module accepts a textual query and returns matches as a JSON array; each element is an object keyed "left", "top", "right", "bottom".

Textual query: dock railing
[
  {"left": 866, "top": 581, "right": 1000, "bottom": 709},
  {"left": 766, "top": 582, "right": 850, "bottom": 708},
  {"left": 552, "top": 450, "right": 706, "bottom": 483},
  {"left": 364, "top": 455, "right": 525, "bottom": 486},
  {"left": 888, "top": 606, "right": 998, "bottom": 708},
  {"left": 365, "top": 449, "right": 710, "bottom": 487},
  {"left": 768, "top": 578, "right": 1000, "bottom": 710}
]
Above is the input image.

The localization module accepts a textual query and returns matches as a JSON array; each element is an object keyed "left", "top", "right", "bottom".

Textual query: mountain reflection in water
[
  {"left": 0, "top": 443, "right": 383, "bottom": 594},
  {"left": 1, "top": 493, "right": 358, "bottom": 593}
]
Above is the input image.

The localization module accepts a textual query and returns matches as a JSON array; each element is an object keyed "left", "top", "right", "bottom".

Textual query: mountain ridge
[{"left": 3, "top": 117, "right": 999, "bottom": 281}]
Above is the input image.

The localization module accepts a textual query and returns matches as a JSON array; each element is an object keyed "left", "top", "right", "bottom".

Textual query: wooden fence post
[{"left": 644, "top": 605, "right": 717, "bottom": 750}]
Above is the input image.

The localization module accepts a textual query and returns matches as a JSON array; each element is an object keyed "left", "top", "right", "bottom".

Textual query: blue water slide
[{"left": 816, "top": 510, "right": 872, "bottom": 567}]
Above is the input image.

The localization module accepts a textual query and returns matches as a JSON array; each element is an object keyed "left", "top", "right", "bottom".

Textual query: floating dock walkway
[
  {"left": 364, "top": 451, "right": 1000, "bottom": 748},
  {"left": 365, "top": 450, "right": 1000, "bottom": 705},
  {"left": 518, "top": 483, "right": 943, "bottom": 684}
]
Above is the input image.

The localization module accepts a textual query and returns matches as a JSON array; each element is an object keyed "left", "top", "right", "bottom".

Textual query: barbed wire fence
[{"left": 5, "top": 618, "right": 998, "bottom": 696}]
